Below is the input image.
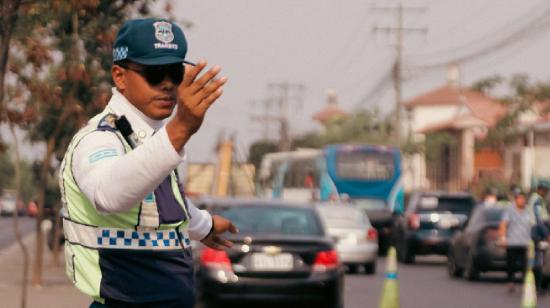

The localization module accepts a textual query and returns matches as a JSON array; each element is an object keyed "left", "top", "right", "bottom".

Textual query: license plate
[{"left": 251, "top": 253, "right": 293, "bottom": 271}]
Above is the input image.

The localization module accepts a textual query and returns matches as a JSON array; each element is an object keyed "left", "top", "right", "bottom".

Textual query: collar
[{"left": 106, "top": 87, "right": 166, "bottom": 140}]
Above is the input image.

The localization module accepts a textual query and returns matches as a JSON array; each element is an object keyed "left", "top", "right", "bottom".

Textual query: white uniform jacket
[{"left": 71, "top": 87, "right": 212, "bottom": 240}]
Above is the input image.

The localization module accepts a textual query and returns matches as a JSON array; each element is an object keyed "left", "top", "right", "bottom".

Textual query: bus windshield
[{"left": 336, "top": 151, "right": 394, "bottom": 180}]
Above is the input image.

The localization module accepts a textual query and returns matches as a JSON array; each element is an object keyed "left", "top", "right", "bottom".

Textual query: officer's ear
[{"left": 112, "top": 65, "right": 126, "bottom": 92}]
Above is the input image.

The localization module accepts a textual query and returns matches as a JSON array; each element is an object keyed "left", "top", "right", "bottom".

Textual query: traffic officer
[
  {"left": 59, "top": 18, "right": 236, "bottom": 307},
  {"left": 527, "top": 180, "right": 550, "bottom": 292}
]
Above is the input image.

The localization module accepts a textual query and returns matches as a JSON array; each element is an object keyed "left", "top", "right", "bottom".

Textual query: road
[
  {"left": 197, "top": 253, "right": 550, "bottom": 308},
  {"left": 2, "top": 219, "right": 548, "bottom": 308},
  {"left": 345, "top": 255, "right": 550, "bottom": 308},
  {"left": 0, "top": 216, "right": 35, "bottom": 250}
]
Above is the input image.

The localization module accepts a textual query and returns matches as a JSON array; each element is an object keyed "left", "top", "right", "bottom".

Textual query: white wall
[
  {"left": 410, "top": 105, "right": 458, "bottom": 133},
  {"left": 534, "top": 147, "right": 550, "bottom": 179},
  {"left": 521, "top": 147, "right": 534, "bottom": 190},
  {"left": 402, "top": 153, "right": 428, "bottom": 192}
]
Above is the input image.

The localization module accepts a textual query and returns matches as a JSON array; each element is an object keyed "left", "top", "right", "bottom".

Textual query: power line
[
  {"left": 313, "top": 4, "right": 373, "bottom": 86},
  {"left": 409, "top": 1, "right": 550, "bottom": 69},
  {"left": 250, "top": 82, "right": 305, "bottom": 151},
  {"left": 353, "top": 67, "right": 393, "bottom": 109}
]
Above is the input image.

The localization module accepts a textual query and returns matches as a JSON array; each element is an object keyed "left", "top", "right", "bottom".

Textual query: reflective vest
[
  {"left": 528, "top": 193, "right": 550, "bottom": 224},
  {"left": 60, "top": 109, "right": 194, "bottom": 305}
]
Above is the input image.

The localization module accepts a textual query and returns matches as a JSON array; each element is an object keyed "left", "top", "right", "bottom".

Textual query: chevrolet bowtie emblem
[{"left": 262, "top": 246, "right": 282, "bottom": 256}]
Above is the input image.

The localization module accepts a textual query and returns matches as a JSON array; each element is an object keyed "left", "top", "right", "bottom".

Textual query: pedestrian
[
  {"left": 527, "top": 181, "right": 550, "bottom": 293},
  {"left": 482, "top": 187, "right": 498, "bottom": 207},
  {"left": 59, "top": 18, "right": 237, "bottom": 307},
  {"left": 498, "top": 191, "right": 531, "bottom": 293}
]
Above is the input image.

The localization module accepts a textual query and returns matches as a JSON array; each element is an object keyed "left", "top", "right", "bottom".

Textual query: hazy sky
[
  {"left": 169, "top": 0, "right": 550, "bottom": 163},
  {"left": 5, "top": 0, "right": 550, "bottom": 163}
]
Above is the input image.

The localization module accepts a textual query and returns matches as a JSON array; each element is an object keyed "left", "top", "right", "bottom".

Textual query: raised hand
[{"left": 166, "top": 60, "right": 228, "bottom": 151}]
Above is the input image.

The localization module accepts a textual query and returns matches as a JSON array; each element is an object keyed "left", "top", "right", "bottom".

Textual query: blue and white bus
[{"left": 257, "top": 144, "right": 404, "bottom": 252}]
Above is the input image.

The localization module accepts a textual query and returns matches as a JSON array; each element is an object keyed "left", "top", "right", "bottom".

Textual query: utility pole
[
  {"left": 250, "top": 98, "right": 274, "bottom": 140},
  {"left": 250, "top": 82, "right": 304, "bottom": 151},
  {"left": 213, "top": 133, "right": 234, "bottom": 197},
  {"left": 269, "top": 82, "right": 304, "bottom": 151},
  {"left": 372, "top": 3, "right": 427, "bottom": 145}
]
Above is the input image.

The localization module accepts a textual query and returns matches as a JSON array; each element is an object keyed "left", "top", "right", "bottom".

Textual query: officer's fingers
[
  {"left": 200, "top": 76, "right": 228, "bottom": 98},
  {"left": 228, "top": 222, "right": 239, "bottom": 234},
  {"left": 182, "top": 60, "right": 206, "bottom": 86},
  {"left": 188, "top": 66, "right": 221, "bottom": 94},
  {"left": 207, "top": 235, "right": 232, "bottom": 249},
  {"left": 196, "top": 88, "right": 224, "bottom": 113},
  {"left": 215, "top": 237, "right": 233, "bottom": 248}
]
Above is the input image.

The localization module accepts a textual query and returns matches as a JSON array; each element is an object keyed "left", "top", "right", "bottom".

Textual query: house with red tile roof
[
  {"left": 404, "top": 83, "right": 508, "bottom": 191},
  {"left": 312, "top": 89, "right": 347, "bottom": 126}
]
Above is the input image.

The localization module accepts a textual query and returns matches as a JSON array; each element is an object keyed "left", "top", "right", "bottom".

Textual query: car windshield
[
  {"left": 317, "top": 206, "right": 368, "bottom": 228},
  {"left": 352, "top": 198, "right": 386, "bottom": 211},
  {"left": 220, "top": 206, "right": 323, "bottom": 236},
  {"left": 417, "top": 196, "right": 475, "bottom": 214},
  {"left": 484, "top": 208, "right": 505, "bottom": 222}
]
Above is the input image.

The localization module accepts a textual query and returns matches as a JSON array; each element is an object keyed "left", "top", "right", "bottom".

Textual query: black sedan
[
  {"left": 195, "top": 199, "right": 345, "bottom": 308},
  {"left": 393, "top": 191, "right": 476, "bottom": 263},
  {"left": 447, "top": 205, "right": 506, "bottom": 280}
]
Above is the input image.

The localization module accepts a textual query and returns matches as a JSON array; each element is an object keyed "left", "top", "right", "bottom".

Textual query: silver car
[{"left": 316, "top": 204, "right": 378, "bottom": 274}]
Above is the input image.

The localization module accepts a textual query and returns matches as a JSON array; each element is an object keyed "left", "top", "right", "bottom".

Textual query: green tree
[
  {"left": 292, "top": 109, "right": 394, "bottom": 149},
  {"left": 0, "top": 150, "right": 14, "bottom": 191},
  {"left": 4, "top": 0, "right": 162, "bottom": 286},
  {"left": 248, "top": 139, "right": 278, "bottom": 178},
  {"left": 474, "top": 74, "right": 550, "bottom": 149}
]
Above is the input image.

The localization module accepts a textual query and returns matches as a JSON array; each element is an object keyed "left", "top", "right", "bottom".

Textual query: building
[
  {"left": 503, "top": 102, "right": 550, "bottom": 190},
  {"left": 312, "top": 89, "right": 348, "bottom": 126},
  {"left": 404, "top": 75, "right": 507, "bottom": 191}
]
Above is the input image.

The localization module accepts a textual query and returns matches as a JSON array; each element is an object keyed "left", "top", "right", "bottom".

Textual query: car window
[
  {"left": 220, "top": 206, "right": 323, "bottom": 236},
  {"left": 465, "top": 207, "right": 504, "bottom": 231},
  {"left": 464, "top": 207, "right": 483, "bottom": 231},
  {"left": 417, "top": 196, "right": 475, "bottom": 214},
  {"left": 484, "top": 208, "right": 504, "bottom": 222}
]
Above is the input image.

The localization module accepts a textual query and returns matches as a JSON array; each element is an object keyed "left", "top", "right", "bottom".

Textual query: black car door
[{"left": 456, "top": 207, "right": 483, "bottom": 266}]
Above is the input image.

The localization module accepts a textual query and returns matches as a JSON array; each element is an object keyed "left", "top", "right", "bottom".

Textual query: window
[
  {"left": 317, "top": 207, "right": 368, "bottom": 228},
  {"left": 221, "top": 206, "right": 323, "bottom": 236},
  {"left": 336, "top": 152, "right": 394, "bottom": 180},
  {"left": 417, "top": 196, "right": 475, "bottom": 215}
]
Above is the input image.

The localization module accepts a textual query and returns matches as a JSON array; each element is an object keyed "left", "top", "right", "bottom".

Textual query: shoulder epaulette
[{"left": 97, "top": 113, "right": 119, "bottom": 132}]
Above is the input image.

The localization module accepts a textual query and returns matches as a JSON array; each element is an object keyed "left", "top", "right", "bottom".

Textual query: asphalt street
[
  {"left": 345, "top": 255, "right": 550, "bottom": 308},
  {"left": 1, "top": 217, "right": 549, "bottom": 308},
  {"left": 0, "top": 216, "right": 34, "bottom": 250}
]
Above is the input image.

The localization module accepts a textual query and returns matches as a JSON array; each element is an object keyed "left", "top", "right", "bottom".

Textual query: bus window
[{"left": 336, "top": 151, "right": 394, "bottom": 181}]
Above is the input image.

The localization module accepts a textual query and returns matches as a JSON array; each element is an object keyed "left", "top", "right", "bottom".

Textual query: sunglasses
[{"left": 118, "top": 62, "right": 186, "bottom": 86}]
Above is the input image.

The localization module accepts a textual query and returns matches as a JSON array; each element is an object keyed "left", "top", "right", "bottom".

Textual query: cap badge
[
  {"left": 153, "top": 21, "right": 178, "bottom": 50},
  {"left": 154, "top": 21, "right": 174, "bottom": 43}
]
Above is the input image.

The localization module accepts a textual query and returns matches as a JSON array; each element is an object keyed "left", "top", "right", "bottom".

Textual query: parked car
[
  {"left": 393, "top": 191, "right": 476, "bottom": 264},
  {"left": 0, "top": 193, "right": 17, "bottom": 216},
  {"left": 195, "top": 199, "right": 345, "bottom": 308},
  {"left": 0, "top": 189, "right": 25, "bottom": 216},
  {"left": 350, "top": 198, "right": 393, "bottom": 255},
  {"left": 316, "top": 204, "right": 378, "bottom": 274},
  {"left": 447, "top": 205, "right": 506, "bottom": 280}
]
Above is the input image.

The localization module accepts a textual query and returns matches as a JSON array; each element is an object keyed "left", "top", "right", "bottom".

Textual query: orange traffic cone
[
  {"left": 379, "top": 246, "right": 399, "bottom": 308},
  {"left": 521, "top": 241, "right": 537, "bottom": 308}
]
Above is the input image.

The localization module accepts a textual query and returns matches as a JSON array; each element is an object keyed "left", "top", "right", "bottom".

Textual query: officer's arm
[
  {"left": 186, "top": 198, "right": 213, "bottom": 240},
  {"left": 73, "top": 127, "right": 184, "bottom": 213},
  {"left": 534, "top": 202, "right": 550, "bottom": 238}
]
